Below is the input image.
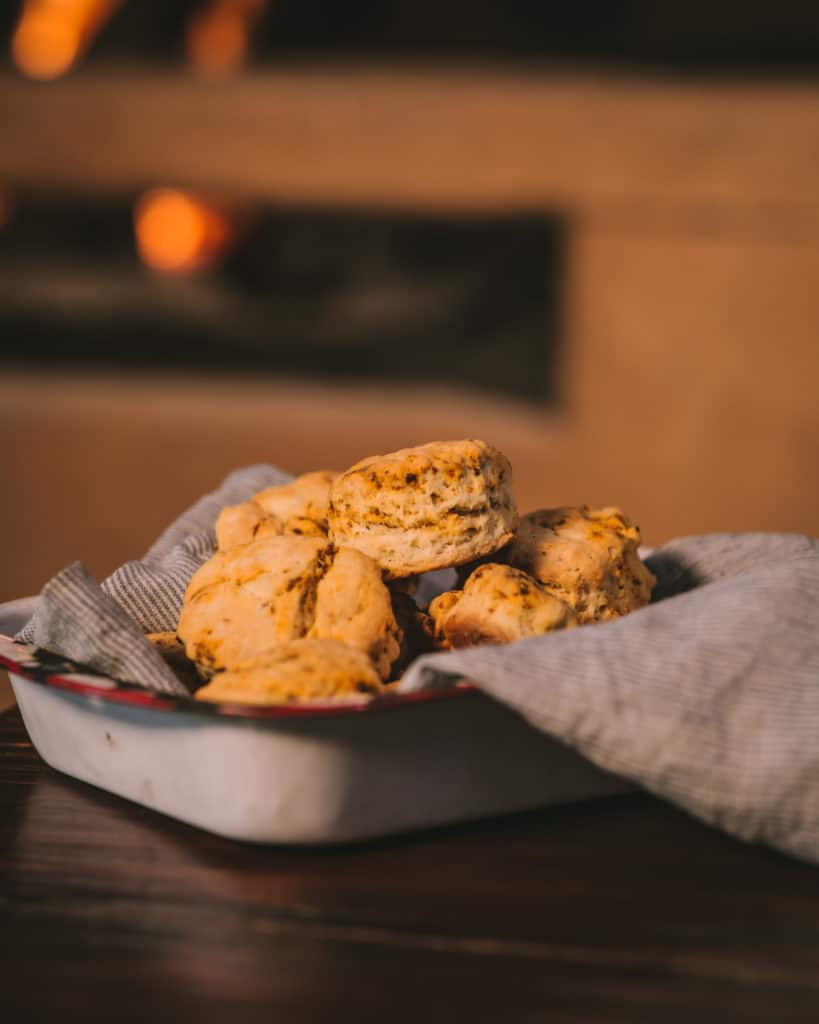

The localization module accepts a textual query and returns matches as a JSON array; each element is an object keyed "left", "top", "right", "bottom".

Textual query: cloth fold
[{"left": 12, "top": 464, "right": 819, "bottom": 862}]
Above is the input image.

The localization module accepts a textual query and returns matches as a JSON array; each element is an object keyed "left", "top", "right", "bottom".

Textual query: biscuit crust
[
  {"left": 328, "top": 439, "right": 517, "bottom": 578},
  {"left": 429, "top": 563, "right": 576, "bottom": 649},
  {"left": 195, "top": 638, "right": 383, "bottom": 704},
  {"left": 505, "top": 506, "right": 655, "bottom": 623},
  {"left": 215, "top": 500, "right": 283, "bottom": 550}
]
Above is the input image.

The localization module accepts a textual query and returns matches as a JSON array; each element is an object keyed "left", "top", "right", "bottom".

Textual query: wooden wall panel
[
  {"left": 562, "top": 223, "right": 819, "bottom": 540},
  {"left": 2, "top": 69, "right": 819, "bottom": 215}
]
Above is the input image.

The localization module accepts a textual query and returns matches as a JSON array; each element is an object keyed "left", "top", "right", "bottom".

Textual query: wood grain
[
  {"left": 3, "top": 67, "right": 819, "bottom": 216},
  {"left": 4, "top": 706, "right": 819, "bottom": 1022},
  {"left": 0, "top": 671, "right": 13, "bottom": 711}
]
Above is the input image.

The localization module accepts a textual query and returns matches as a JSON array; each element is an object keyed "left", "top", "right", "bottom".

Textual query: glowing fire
[
  {"left": 11, "top": 0, "right": 120, "bottom": 81},
  {"left": 186, "top": 0, "right": 267, "bottom": 77},
  {"left": 134, "top": 189, "right": 237, "bottom": 276}
]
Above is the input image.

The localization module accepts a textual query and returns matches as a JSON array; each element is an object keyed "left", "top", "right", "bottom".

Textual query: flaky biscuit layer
[{"left": 328, "top": 439, "right": 517, "bottom": 578}]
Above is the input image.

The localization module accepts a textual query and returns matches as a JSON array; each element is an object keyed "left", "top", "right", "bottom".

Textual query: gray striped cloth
[
  {"left": 13, "top": 464, "right": 819, "bottom": 862},
  {"left": 401, "top": 532, "right": 819, "bottom": 863}
]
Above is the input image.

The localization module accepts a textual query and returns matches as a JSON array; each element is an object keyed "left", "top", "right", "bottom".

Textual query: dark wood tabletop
[{"left": 3, "top": 705, "right": 819, "bottom": 1023}]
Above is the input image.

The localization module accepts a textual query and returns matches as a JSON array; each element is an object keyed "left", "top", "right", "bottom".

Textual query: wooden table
[{"left": 3, "top": 706, "right": 819, "bottom": 1022}]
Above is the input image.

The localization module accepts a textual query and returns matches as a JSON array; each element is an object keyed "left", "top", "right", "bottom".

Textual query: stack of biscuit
[{"left": 148, "top": 439, "right": 655, "bottom": 704}]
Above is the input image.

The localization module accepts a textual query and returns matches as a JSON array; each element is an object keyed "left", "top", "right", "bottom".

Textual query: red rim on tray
[{"left": 0, "top": 634, "right": 474, "bottom": 720}]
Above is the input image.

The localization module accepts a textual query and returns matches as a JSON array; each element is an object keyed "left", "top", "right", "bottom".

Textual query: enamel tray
[{"left": 0, "top": 630, "right": 626, "bottom": 845}]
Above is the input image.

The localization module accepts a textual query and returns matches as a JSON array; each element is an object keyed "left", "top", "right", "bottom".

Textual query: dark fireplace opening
[
  {"left": 7, "top": 1, "right": 819, "bottom": 75},
  {"left": 0, "top": 194, "right": 565, "bottom": 403}
]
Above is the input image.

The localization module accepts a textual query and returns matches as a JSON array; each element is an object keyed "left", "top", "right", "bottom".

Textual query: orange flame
[
  {"left": 134, "top": 189, "right": 238, "bottom": 276},
  {"left": 11, "top": 0, "right": 120, "bottom": 81},
  {"left": 186, "top": 0, "right": 267, "bottom": 77}
]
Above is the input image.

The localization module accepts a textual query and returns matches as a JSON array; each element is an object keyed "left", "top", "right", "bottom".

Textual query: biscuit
[
  {"left": 214, "top": 470, "right": 337, "bottom": 553},
  {"left": 215, "top": 500, "right": 283, "bottom": 550},
  {"left": 176, "top": 536, "right": 401, "bottom": 679},
  {"left": 177, "top": 535, "right": 328, "bottom": 672},
  {"left": 195, "top": 638, "right": 383, "bottom": 704},
  {"left": 307, "top": 546, "right": 401, "bottom": 680},
  {"left": 424, "top": 590, "right": 460, "bottom": 647},
  {"left": 254, "top": 470, "right": 338, "bottom": 527},
  {"left": 285, "top": 516, "right": 328, "bottom": 538},
  {"left": 505, "top": 506, "right": 655, "bottom": 623},
  {"left": 215, "top": 502, "right": 328, "bottom": 551},
  {"left": 328, "top": 439, "right": 517, "bottom": 578},
  {"left": 429, "top": 563, "right": 576, "bottom": 649}
]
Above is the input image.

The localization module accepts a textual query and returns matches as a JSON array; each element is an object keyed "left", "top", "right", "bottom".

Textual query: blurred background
[{"left": 2, "top": 0, "right": 819, "bottom": 606}]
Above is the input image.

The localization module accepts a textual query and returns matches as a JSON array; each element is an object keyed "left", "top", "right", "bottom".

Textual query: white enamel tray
[{"left": 1, "top": 626, "right": 626, "bottom": 844}]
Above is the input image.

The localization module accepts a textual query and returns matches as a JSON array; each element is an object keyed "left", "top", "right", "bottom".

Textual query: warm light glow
[
  {"left": 186, "top": 0, "right": 267, "bottom": 77},
  {"left": 11, "top": 0, "right": 120, "bottom": 81},
  {"left": 134, "top": 189, "right": 237, "bottom": 275}
]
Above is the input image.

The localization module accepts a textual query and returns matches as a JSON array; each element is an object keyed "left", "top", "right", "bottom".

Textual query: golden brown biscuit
[
  {"left": 215, "top": 500, "right": 283, "bottom": 550},
  {"left": 307, "top": 546, "right": 401, "bottom": 680},
  {"left": 328, "top": 439, "right": 517, "bottom": 578},
  {"left": 215, "top": 503, "right": 328, "bottom": 551},
  {"left": 177, "top": 535, "right": 327, "bottom": 672},
  {"left": 429, "top": 564, "right": 576, "bottom": 649},
  {"left": 424, "top": 589, "right": 460, "bottom": 648},
  {"left": 254, "top": 470, "right": 338, "bottom": 528},
  {"left": 195, "top": 638, "right": 383, "bottom": 704},
  {"left": 505, "top": 506, "right": 655, "bottom": 624},
  {"left": 177, "top": 536, "right": 401, "bottom": 679},
  {"left": 215, "top": 470, "right": 337, "bottom": 552},
  {"left": 285, "top": 516, "right": 328, "bottom": 538}
]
